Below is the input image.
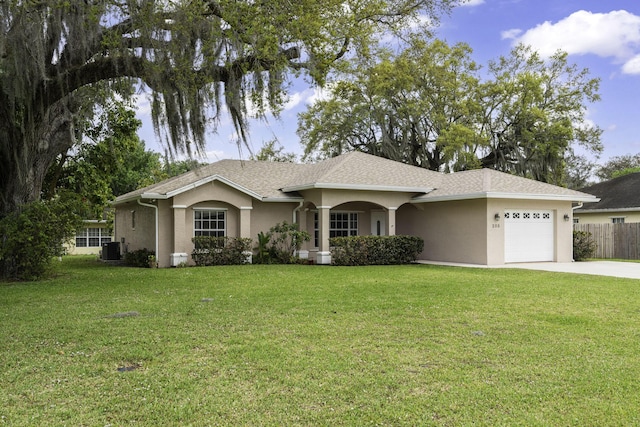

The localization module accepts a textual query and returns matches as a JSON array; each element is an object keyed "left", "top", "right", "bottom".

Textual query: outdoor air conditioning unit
[{"left": 102, "top": 242, "right": 120, "bottom": 260}]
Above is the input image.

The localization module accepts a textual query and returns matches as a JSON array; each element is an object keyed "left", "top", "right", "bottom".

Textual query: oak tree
[
  {"left": 0, "top": 0, "right": 455, "bottom": 215},
  {"left": 299, "top": 40, "right": 603, "bottom": 184}
]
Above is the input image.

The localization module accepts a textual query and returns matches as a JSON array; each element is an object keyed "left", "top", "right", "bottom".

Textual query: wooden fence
[{"left": 574, "top": 223, "right": 640, "bottom": 260}]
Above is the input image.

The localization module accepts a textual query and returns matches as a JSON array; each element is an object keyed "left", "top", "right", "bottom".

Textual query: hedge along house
[{"left": 112, "top": 152, "right": 597, "bottom": 267}]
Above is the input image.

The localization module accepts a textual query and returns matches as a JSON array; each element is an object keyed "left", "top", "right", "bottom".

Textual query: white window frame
[
  {"left": 330, "top": 212, "right": 358, "bottom": 238},
  {"left": 313, "top": 211, "right": 360, "bottom": 246},
  {"left": 611, "top": 217, "right": 625, "bottom": 224},
  {"left": 75, "top": 227, "right": 112, "bottom": 248},
  {"left": 193, "top": 208, "right": 227, "bottom": 237}
]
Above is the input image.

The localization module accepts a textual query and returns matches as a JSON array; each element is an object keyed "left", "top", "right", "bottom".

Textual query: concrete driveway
[
  {"left": 419, "top": 260, "right": 640, "bottom": 279},
  {"left": 500, "top": 261, "right": 640, "bottom": 279}
]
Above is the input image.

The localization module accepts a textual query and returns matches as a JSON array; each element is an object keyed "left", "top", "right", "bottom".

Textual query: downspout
[
  {"left": 293, "top": 201, "right": 304, "bottom": 224},
  {"left": 292, "top": 201, "right": 305, "bottom": 259},
  {"left": 572, "top": 202, "right": 583, "bottom": 211},
  {"left": 138, "top": 198, "right": 159, "bottom": 261}
]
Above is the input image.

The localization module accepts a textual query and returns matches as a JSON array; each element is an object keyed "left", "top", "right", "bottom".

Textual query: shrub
[
  {"left": 253, "top": 222, "right": 311, "bottom": 264},
  {"left": 0, "top": 195, "right": 83, "bottom": 281},
  {"left": 123, "top": 248, "right": 156, "bottom": 268},
  {"left": 573, "top": 230, "right": 596, "bottom": 261},
  {"left": 330, "top": 235, "right": 424, "bottom": 266},
  {"left": 191, "top": 236, "right": 252, "bottom": 266}
]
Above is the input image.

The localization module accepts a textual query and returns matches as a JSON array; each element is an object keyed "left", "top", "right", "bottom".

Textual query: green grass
[{"left": 2, "top": 257, "right": 640, "bottom": 426}]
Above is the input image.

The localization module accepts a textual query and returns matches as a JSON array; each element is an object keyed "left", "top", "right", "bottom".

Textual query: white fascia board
[
  {"left": 281, "top": 182, "right": 433, "bottom": 193},
  {"left": 164, "top": 175, "right": 264, "bottom": 200},
  {"left": 112, "top": 175, "right": 266, "bottom": 204},
  {"left": 262, "top": 197, "right": 305, "bottom": 203},
  {"left": 412, "top": 192, "right": 599, "bottom": 204},
  {"left": 574, "top": 206, "right": 640, "bottom": 214}
]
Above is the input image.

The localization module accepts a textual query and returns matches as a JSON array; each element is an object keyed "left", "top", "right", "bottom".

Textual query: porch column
[
  {"left": 317, "top": 206, "right": 332, "bottom": 265},
  {"left": 239, "top": 207, "right": 253, "bottom": 264},
  {"left": 387, "top": 207, "right": 397, "bottom": 236},
  {"left": 171, "top": 205, "right": 189, "bottom": 266},
  {"left": 297, "top": 206, "right": 309, "bottom": 259},
  {"left": 239, "top": 207, "right": 252, "bottom": 239}
]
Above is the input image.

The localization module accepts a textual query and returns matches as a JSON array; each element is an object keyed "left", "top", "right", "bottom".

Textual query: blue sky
[{"left": 136, "top": 0, "right": 640, "bottom": 167}]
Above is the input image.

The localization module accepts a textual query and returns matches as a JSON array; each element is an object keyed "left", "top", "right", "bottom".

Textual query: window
[
  {"left": 573, "top": 218, "right": 579, "bottom": 224},
  {"left": 330, "top": 212, "right": 358, "bottom": 238},
  {"left": 312, "top": 211, "right": 359, "bottom": 246},
  {"left": 75, "top": 227, "right": 112, "bottom": 248},
  {"left": 314, "top": 212, "right": 319, "bottom": 248},
  {"left": 612, "top": 217, "right": 625, "bottom": 224},
  {"left": 194, "top": 210, "right": 226, "bottom": 237},
  {"left": 131, "top": 210, "right": 136, "bottom": 229}
]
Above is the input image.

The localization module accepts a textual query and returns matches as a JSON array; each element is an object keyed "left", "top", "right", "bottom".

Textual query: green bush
[
  {"left": 253, "top": 222, "right": 311, "bottom": 264},
  {"left": 330, "top": 235, "right": 424, "bottom": 266},
  {"left": 573, "top": 230, "right": 596, "bottom": 261},
  {"left": 123, "top": 248, "right": 155, "bottom": 268},
  {"left": 0, "top": 196, "right": 83, "bottom": 281},
  {"left": 192, "top": 236, "right": 252, "bottom": 266}
]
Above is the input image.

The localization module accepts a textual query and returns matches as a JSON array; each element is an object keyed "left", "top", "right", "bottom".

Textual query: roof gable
[{"left": 282, "top": 152, "right": 442, "bottom": 192}]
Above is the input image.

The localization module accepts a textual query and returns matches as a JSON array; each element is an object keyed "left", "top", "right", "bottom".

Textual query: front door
[{"left": 371, "top": 211, "right": 386, "bottom": 236}]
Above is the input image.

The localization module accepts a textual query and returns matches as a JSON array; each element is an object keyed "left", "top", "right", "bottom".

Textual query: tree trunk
[{"left": 0, "top": 100, "right": 76, "bottom": 216}]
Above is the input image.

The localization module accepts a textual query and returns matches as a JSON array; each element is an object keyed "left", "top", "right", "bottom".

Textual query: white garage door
[{"left": 504, "top": 210, "right": 554, "bottom": 263}]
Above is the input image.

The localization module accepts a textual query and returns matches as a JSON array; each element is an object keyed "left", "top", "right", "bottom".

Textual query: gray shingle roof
[
  {"left": 113, "top": 152, "right": 596, "bottom": 204},
  {"left": 415, "top": 168, "right": 595, "bottom": 202},
  {"left": 576, "top": 172, "right": 640, "bottom": 211}
]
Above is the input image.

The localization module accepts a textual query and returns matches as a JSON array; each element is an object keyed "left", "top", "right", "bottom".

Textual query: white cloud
[
  {"left": 457, "top": 0, "right": 485, "bottom": 7},
  {"left": 622, "top": 54, "right": 640, "bottom": 75},
  {"left": 501, "top": 28, "right": 523, "bottom": 40},
  {"left": 510, "top": 10, "right": 640, "bottom": 74}
]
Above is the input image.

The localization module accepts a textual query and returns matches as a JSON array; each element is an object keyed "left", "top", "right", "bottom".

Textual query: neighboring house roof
[
  {"left": 575, "top": 172, "right": 640, "bottom": 212},
  {"left": 113, "top": 152, "right": 597, "bottom": 205}
]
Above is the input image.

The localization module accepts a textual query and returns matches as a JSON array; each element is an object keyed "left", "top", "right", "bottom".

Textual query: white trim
[
  {"left": 412, "top": 192, "right": 599, "bottom": 203},
  {"left": 262, "top": 197, "right": 305, "bottom": 202},
  {"left": 281, "top": 182, "right": 433, "bottom": 193},
  {"left": 193, "top": 209, "right": 227, "bottom": 237},
  {"left": 166, "top": 175, "right": 263, "bottom": 200},
  {"left": 172, "top": 205, "right": 187, "bottom": 209},
  {"left": 118, "top": 175, "right": 267, "bottom": 203},
  {"left": 575, "top": 207, "right": 640, "bottom": 214},
  {"left": 192, "top": 207, "right": 228, "bottom": 211},
  {"left": 239, "top": 206, "right": 253, "bottom": 210},
  {"left": 317, "top": 206, "right": 332, "bottom": 209},
  {"left": 316, "top": 251, "right": 332, "bottom": 265}
]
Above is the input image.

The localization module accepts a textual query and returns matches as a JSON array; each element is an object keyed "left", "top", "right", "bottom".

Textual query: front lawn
[{"left": 1, "top": 257, "right": 639, "bottom": 426}]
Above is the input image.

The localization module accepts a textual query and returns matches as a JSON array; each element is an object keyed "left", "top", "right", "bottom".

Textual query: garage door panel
[{"left": 504, "top": 210, "right": 554, "bottom": 263}]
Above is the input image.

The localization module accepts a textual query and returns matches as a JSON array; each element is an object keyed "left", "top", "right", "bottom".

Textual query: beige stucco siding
[
  {"left": 486, "top": 198, "right": 575, "bottom": 263},
  {"left": 173, "top": 180, "right": 253, "bottom": 210},
  {"left": 250, "top": 201, "right": 298, "bottom": 239},
  {"left": 114, "top": 201, "right": 156, "bottom": 256},
  {"left": 399, "top": 199, "right": 489, "bottom": 265},
  {"left": 398, "top": 198, "right": 575, "bottom": 265},
  {"left": 574, "top": 211, "right": 640, "bottom": 224},
  {"left": 302, "top": 189, "right": 413, "bottom": 211}
]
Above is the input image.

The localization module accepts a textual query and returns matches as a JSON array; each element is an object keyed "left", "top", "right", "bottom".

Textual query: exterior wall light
[
  {"left": 494, "top": 213, "right": 500, "bottom": 221},
  {"left": 563, "top": 214, "right": 570, "bottom": 221}
]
